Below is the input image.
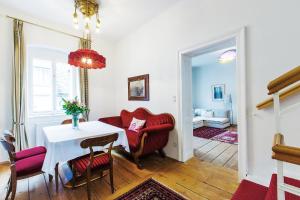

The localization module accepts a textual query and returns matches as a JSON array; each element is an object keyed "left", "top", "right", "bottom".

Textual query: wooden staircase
[{"left": 232, "top": 66, "right": 300, "bottom": 200}]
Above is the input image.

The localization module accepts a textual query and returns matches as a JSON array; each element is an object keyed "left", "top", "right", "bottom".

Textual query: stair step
[
  {"left": 232, "top": 174, "right": 300, "bottom": 200},
  {"left": 231, "top": 179, "right": 268, "bottom": 200},
  {"left": 265, "top": 174, "right": 300, "bottom": 200}
]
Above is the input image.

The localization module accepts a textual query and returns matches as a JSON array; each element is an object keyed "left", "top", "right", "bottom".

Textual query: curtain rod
[{"left": 6, "top": 15, "right": 90, "bottom": 41}]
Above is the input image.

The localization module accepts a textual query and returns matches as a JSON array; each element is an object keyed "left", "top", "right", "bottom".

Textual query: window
[{"left": 28, "top": 47, "right": 80, "bottom": 116}]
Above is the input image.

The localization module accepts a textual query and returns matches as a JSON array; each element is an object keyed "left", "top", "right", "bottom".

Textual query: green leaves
[{"left": 62, "top": 97, "right": 89, "bottom": 116}]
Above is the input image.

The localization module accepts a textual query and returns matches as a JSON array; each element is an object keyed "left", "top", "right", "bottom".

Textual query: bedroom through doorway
[{"left": 191, "top": 39, "right": 238, "bottom": 170}]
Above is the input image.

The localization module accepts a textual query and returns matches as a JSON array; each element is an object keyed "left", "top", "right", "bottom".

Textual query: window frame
[{"left": 27, "top": 46, "right": 80, "bottom": 118}]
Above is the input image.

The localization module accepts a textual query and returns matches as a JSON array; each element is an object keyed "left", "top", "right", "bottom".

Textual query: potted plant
[{"left": 62, "top": 97, "right": 89, "bottom": 129}]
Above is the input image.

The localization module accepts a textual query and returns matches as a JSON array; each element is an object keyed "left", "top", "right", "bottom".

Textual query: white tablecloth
[{"left": 39, "top": 121, "right": 128, "bottom": 175}]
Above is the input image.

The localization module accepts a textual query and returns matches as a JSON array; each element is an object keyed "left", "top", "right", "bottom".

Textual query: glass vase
[{"left": 72, "top": 114, "right": 79, "bottom": 129}]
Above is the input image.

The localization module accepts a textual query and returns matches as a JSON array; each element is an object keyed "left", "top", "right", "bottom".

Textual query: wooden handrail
[
  {"left": 257, "top": 82, "right": 300, "bottom": 110},
  {"left": 272, "top": 134, "right": 300, "bottom": 165},
  {"left": 268, "top": 66, "right": 300, "bottom": 95}
]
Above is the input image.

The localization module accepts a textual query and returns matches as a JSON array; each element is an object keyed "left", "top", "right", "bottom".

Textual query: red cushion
[
  {"left": 73, "top": 152, "right": 110, "bottom": 174},
  {"left": 15, "top": 146, "right": 47, "bottom": 161},
  {"left": 16, "top": 153, "right": 45, "bottom": 177},
  {"left": 265, "top": 174, "right": 300, "bottom": 200},
  {"left": 125, "top": 129, "right": 143, "bottom": 152},
  {"left": 231, "top": 179, "right": 268, "bottom": 200}
]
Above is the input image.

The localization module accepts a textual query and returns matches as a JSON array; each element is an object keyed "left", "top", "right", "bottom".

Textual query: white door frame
[{"left": 177, "top": 27, "right": 247, "bottom": 179}]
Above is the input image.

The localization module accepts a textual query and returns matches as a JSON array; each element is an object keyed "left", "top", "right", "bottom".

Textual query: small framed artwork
[
  {"left": 212, "top": 84, "right": 225, "bottom": 101},
  {"left": 128, "top": 74, "right": 149, "bottom": 101}
]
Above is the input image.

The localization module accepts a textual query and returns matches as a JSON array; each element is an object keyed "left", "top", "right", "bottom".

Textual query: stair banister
[
  {"left": 268, "top": 66, "right": 300, "bottom": 200},
  {"left": 268, "top": 66, "right": 300, "bottom": 95}
]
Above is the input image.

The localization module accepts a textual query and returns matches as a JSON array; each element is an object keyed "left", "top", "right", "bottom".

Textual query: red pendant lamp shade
[{"left": 68, "top": 49, "right": 106, "bottom": 69}]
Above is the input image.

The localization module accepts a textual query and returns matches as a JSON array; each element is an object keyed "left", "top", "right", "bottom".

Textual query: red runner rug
[
  {"left": 211, "top": 131, "right": 238, "bottom": 144},
  {"left": 115, "top": 178, "right": 187, "bottom": 200},
  {"left": 193, "top": 126, "right": 226, "bottom": 139}
]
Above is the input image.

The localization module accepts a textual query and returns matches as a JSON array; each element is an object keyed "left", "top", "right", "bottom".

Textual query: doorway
[
  {"left": 177, "top": 28, "right": 247, "bottom": 179},
  {"left": 192, "top": 39, "right": 238, "bottom": 170}
]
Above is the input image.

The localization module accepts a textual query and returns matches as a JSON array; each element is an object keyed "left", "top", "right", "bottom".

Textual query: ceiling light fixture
[
  {"left": 68, "top": 49, "right": 106, "bottom": 69},
  {"left": 218, "top": 49, "right": 236, "bottom": 64},
  {"left": 73, "top": 0, "right": 101, "bottom": 34}
]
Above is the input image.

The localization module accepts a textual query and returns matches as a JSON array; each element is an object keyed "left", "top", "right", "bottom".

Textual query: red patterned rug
[
  {"left": 193, "top": 126, "right": 226, "bottom": 139},
  {"left": 211, "top": 131, "right": 238, "bottom": 144},
  {"left": 115, "top": 178, "right": 187, "bottom": 200}
]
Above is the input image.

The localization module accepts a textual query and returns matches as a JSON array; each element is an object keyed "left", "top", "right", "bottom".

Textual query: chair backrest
[
  {"left": 3, "top": 130, "right": 16, "bottom": 143},
  {"left": 61, "top": 118, "right": 86, "bottom": 125},
  {"left": 0, "top": 132, "right": 16, "bottom": 163},
  {"left": 80, "top": 133, "right": 119, "bottom": 167}
]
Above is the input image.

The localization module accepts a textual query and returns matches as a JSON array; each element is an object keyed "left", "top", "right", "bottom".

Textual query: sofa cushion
[
  {"left": 129, "top": 117, "right": 146, "bottom": 132},
  {"left": 213, "top": 109, "right": 229, "bottom": 118},
  {"left": 15, "top": 146, "right": 47, "bottom": 161},
  {"left": 202, "top": 111, "right": 213, "bottom": 118},
  {"left": 72, "top": 152, "right": 110, "bottom": 175},
  {"left": 16, "top": 153, "right": 45, "bottom": 177},
  {"left": 125, "top": 129, "right": 143, "bottom": 152}
]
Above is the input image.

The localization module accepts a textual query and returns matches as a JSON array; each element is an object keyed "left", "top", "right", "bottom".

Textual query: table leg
[{"left": 55, "top": 163, "right": 59, "bottom": 192}]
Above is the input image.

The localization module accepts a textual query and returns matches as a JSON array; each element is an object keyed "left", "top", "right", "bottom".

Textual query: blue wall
[{"left": 192, "top": 61, "right": 237, "bottom": 124}]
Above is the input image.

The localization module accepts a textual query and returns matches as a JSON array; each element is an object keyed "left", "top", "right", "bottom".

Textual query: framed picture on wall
[
  {"left": 128, "top": 74, "right": 149, "bottom": 101},
  {"left": 212, "top": 84, "right": 225, "bottom": 101}
]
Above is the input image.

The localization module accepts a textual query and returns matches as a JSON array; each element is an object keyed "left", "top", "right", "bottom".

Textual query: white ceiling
[
  {"left": 192, "top": 39, "right": 236, "bottom": 67},
  {"left": 0, "top": 0, "right": 181, "bottom": 41}
]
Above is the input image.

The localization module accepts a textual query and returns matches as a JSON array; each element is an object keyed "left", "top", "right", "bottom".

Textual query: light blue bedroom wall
[{"left": 192, "top": 61, "right": 237, "bottom": 124}]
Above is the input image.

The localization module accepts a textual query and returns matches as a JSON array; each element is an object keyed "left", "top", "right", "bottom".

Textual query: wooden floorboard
[
  {"left": 0, "top": 153, "right": 239, "bottom": 200},
  {"left": 194, "top": 138, "right": 238, "bottom": 170}
]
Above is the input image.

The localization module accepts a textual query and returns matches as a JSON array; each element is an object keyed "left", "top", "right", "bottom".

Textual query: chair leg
[
  {"left": 71, "top": 167, "right": 76, "bottom": 189},
  {"left": 109, "top": 167, "right": 114, "bottom": 193},
  {"left": 55, "top": 163, "right": 59, "bottom": 193},
  {"left": 10, "top": 176, "right": 17, "bottom": 200},
  {"left": 5, "top": 177, "right": 12, "bottom": 200},
  {"left": 49, "top": 174, "right": 53, "bottom": 182},
  {"left": 86, "top": 169, "right": 91, "bottom": 200}
]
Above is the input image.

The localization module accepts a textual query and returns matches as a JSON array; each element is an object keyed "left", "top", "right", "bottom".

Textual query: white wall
[
  {"left": 0, "top": 15, "right": 116, "bottom": 161},
  {"left": 0, "top": 16, "right": 13, "bottom": 162},
  {"left": 112, "top": 0, "right": 300, "bottom": 185},
  {"left": 192, "top": 61, "right": 237, "bottom": 124}
]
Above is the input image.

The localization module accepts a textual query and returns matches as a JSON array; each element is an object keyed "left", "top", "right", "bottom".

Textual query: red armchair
[
  {"left": 1, "top": 132, "right": 47, "bottom": 200},
  {"left": 99, "top": 107, "right": 175, "bottom": 168}
]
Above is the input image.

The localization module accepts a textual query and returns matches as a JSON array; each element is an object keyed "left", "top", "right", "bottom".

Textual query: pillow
[
  {"left": 203, "top": 111, "right": 213, "bottom": 118},
  {"left": 213, "top": 110, "right": 229, "bottom": 118},
  {"left": 195, "top": 108, "right": 206, "bottom": 116},
  {"left": 128, "top": 117, "right": 146, "bottom": 132}
]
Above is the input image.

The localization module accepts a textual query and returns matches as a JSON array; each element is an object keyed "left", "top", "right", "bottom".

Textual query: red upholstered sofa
[{"left": 98, "top": 107, "right": 175, "bottom": 168}]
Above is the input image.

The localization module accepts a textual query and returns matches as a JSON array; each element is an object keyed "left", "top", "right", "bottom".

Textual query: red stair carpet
[{"left": 232, "top": 174, "right": 300, "bottom": 200}]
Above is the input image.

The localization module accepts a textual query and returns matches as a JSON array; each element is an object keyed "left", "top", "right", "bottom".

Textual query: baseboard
[
  {"left": 0, "top": 160, "right": 9, "bottom": 165},
  {"left": 245, "top": 174, "right": 269, "bottom": 187}
]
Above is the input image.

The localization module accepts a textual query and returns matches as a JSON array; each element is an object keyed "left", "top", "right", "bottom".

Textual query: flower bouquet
[{"left": 62, "top": 97, "right": 89, "bottom": 129}]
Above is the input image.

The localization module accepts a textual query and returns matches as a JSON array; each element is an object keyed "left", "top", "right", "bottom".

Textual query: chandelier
[{"left": 73, "top": 0, "right": 101, "bottom": 34}]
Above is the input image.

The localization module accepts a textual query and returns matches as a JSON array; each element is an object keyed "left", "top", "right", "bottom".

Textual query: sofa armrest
[
  {"left": 140, "top": 124, "right": 174, "bottom": 134},
  {"left": 98, "top": 116, "right": 122, "bottom": 128}
]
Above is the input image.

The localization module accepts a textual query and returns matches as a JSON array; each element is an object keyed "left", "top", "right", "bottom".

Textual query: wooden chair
[
  {"left": 0, "top": 133, "right": 48, "bottom": 200},
  {"left": 61, "top": 118, "right": 86, "bottom": 125},
  {"left": 69, "top": 133, "right": 118, "bottom": 200}
]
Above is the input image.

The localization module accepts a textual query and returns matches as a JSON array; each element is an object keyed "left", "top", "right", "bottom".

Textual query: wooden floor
[
  {"left": 193, "top": 138, "right": 238, "bottom": 171},
  {"left": 0, "top": 153, "right": 239, "bottom": 200}
]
